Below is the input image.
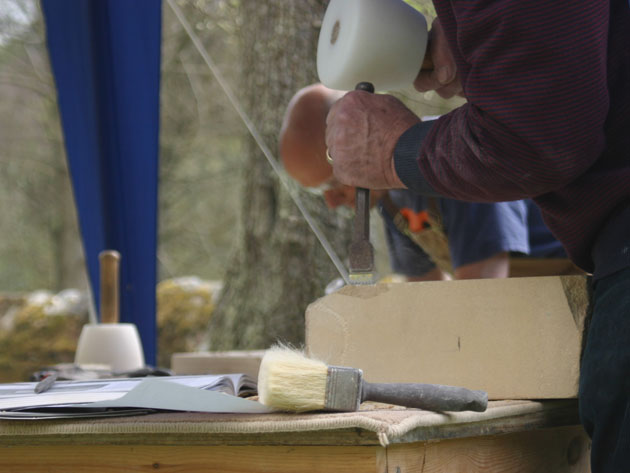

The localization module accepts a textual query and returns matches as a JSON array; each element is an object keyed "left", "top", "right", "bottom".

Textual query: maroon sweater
[{"left": 394, "top": 0, "right": 630, "bottom": 278}]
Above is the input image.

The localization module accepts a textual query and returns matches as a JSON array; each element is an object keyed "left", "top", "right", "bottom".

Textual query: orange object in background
[{"left": 399, "top": 208, "right": 431, "bottom": 233}]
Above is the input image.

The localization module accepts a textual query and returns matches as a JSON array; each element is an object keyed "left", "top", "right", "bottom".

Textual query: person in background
[
  {"left": 324, "top": 3, "right": 629, "bottom": 470},
  {"left": 280, "top": 84, "right": 578, "bottom": 282}
]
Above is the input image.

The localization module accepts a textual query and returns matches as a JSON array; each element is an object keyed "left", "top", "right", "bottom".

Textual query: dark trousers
[{"left": 579, "top": 267, "right": 630, "bottom": 472}]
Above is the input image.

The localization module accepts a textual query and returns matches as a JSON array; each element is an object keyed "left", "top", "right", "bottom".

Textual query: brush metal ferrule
[{"left": 324, "top": 366, "right": 363, "bottom": 412}]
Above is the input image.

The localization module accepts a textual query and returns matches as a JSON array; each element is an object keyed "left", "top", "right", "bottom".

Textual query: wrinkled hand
[
  {"left": 414, "top": 18, "right": 462, "bottom": 98},
  {"left": 325, "top": 91, "right": 420, "bottom": 189}
]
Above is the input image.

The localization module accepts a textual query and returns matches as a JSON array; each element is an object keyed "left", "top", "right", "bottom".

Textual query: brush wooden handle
[
  {"left": 99, "top": 250, "right": 121, "bottom": 324},
  {"left": 361, "top": 382, "right": 488, "bottom": 412}
]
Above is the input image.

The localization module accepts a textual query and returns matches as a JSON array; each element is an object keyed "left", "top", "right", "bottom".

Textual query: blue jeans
[{"left": 579, "top": 267, "right": 630, "bottom": 472}]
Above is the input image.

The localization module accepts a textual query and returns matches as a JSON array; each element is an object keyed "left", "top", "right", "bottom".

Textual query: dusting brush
[{"left": 258, "top": 346, "right": 488, "bottom": 413}]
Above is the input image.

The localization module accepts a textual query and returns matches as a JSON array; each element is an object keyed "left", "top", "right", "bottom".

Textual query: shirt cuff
[{"left": 393, "top": 121, "right": 440, "bottom": 197}]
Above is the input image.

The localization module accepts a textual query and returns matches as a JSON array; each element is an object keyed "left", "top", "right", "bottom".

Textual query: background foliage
[{"left": 0, "top": 0, "right": 462, "bottom": 377}]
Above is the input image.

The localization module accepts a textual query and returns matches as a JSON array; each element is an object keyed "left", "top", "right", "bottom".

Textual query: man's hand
[
  {"left": 325, "top": 91, "right": 420, "bottom": 189},
  {"left": 414, "top": 18, "right": 462, "bottom": 98}
]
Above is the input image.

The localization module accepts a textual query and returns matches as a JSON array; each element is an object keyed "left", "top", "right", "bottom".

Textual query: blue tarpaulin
[{"left": 41, "top": 0, "right": 162, "bottom": 365}]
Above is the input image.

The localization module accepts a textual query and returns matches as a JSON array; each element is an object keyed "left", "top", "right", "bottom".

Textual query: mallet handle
[{"left": 99, "top": 250, "right": 121, "bottom": 324}]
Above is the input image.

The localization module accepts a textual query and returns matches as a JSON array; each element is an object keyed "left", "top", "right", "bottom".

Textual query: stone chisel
[{"left": 348, "top": 81, "right": 376, "bottom": 285}]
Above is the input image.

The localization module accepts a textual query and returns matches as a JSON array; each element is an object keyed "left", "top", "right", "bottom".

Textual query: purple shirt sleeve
[{"left": 395, "top": 0, "right": 609, "bottom": 203}]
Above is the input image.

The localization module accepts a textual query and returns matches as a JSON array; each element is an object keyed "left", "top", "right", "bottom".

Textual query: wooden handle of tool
[
  {"left": 421, "top": 50, "right": 434, "bottom": 71},
  {"left": 419, "top": 37, "right": 434, "bottom": 71},
  {"left": 354, "top": 82, "right": 374, "bottom": 207},
  {"left": 354, "top": 81, "right": 374, "bottom": 219},
  {"left": 361, "top": 382, "right": 488, "bottom": 412},
  {"left": 99, "top": 250, "right": 120, "bottom": 324}
]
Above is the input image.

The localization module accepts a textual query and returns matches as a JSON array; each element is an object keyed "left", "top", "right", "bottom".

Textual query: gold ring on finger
[{"left": 326, "top": 149, "right": 333, "bottom": 164}]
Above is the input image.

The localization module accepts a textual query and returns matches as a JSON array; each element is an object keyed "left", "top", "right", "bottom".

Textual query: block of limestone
[{"left": 305, "top": 276, "right": 588, "bottom": 400}]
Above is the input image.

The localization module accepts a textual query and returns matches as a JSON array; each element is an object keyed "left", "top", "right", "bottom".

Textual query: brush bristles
[{"left": 258, "top": 346, "right": 328, "bottom": 412}]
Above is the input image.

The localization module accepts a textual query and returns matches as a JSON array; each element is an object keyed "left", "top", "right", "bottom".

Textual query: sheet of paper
[
  {"left": 0, "top": 408, "right": 153, "bottom": 420},
  {"left": 0, "top": 375, "right": 268, "bottom": 416},
  {"left": 85, "top": 378, "right": 273, "bottom": 413}
]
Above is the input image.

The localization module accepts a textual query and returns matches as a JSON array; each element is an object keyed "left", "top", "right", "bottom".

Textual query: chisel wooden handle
[
  {"left": 99, "top": 250, "right": 121, "bottom": 324},
  {"left": 421, "top": 45, "right": 434, "bottom": 71},
  {"left": 361, "top": 382, "right": 488, "bottom": 412}
]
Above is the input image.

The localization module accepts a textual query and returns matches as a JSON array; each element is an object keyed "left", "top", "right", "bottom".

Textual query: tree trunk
[{"left": 209, "top": 0, "right": 353, "bottom": 349}]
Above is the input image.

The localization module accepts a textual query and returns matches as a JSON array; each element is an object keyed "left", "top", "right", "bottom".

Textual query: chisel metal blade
[{"left": 349, "top": 187, "right": 375, "bottom": 284}]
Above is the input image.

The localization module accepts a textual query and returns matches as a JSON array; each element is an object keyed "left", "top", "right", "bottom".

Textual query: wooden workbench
[{"left": 0, "top": 399, "right": 590, "bottom": 472}]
